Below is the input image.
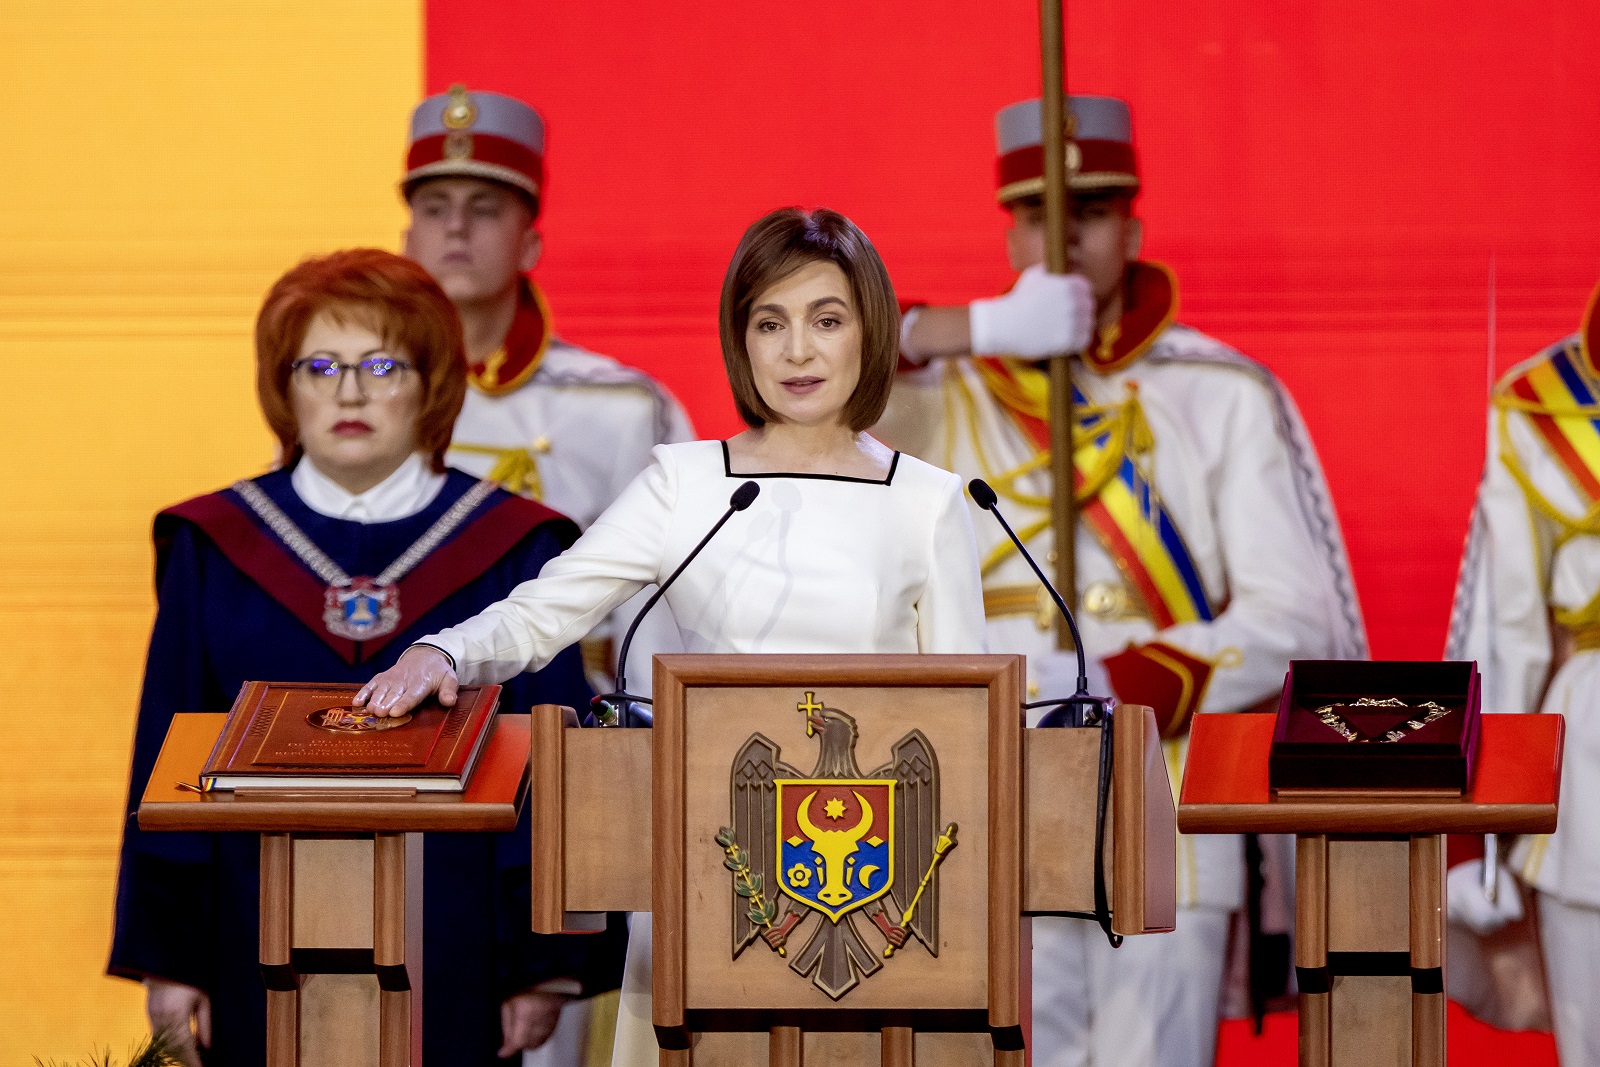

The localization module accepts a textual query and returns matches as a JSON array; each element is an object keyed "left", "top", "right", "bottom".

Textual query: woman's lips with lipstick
[
  {"left": 781, "top": 376, "right": 824, "bottom": 395},
  {"left": 332, "top": 419, "right": 373, "bottom": 435}
]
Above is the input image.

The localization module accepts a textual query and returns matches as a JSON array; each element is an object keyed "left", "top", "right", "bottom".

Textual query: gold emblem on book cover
[
  {"left": 715, "top": 691, "right": 957, "bottom": 1000},
  {"left": 307, "top": 706, "right": 413, "bottom": 733}
]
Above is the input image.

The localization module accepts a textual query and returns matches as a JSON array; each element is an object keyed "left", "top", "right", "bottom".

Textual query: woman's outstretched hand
[{"left": 354, "top": 645, "right": 458, "bottom": 717}]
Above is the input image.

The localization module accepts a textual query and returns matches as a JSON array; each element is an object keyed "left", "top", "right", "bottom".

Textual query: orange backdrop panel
[{"left": 0, "top": 1, "right": 419, "bottom": 1058}]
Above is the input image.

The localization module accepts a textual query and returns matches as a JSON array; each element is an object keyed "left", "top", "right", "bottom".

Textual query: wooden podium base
[
  {"left": 260, "top": 832, "right": 422, "bottom": 1067},
  {"left": 139, "top": 713, "right": 533, "bottom": 1067},
  {"left": 1179, "top": 712, "right": 1563, "bottom": 1067},
  {"left": 1293, "top": 834, "right": 1445, "bottom": 1067}
]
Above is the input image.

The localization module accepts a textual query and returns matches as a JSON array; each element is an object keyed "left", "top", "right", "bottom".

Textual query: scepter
[{"left": 1040, "top": 0, "right": 1078, "bottom": 649}]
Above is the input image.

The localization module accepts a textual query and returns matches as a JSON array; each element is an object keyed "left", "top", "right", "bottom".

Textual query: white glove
[
  {"left": 969, "top": 265, "right": 1095, "bottom": 358},
  {"left": 1447, "top": 859, "right": 1524, "bottom": 935}
]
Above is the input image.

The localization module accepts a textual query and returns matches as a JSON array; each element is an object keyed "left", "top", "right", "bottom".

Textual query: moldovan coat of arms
[{"left": 716, "top": 692, "right": 958, "bottom": 1000}]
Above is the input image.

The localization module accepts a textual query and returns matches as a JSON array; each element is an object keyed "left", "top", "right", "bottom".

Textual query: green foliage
[{"left": 35, "top": 1028, "right": 184, "bottom": 1067}]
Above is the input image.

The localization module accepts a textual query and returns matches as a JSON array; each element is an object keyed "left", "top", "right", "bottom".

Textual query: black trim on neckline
[{"left": 720, "top": 440, "right": 900, "bottom": 485}]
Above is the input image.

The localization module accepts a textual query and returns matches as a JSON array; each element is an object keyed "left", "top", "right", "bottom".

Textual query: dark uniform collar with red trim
[
  {"left": 467, "top": 277, "right": 553, "bottom": 397},
  {"left": 155, "top": 468, "right": 577, "bottom": 665},
  {"left": 1582, "top": 279, "right": 1600, "bottom": 378},
  {"left": 1083, "top": 260, "right": 1179, "bottom": 375}
]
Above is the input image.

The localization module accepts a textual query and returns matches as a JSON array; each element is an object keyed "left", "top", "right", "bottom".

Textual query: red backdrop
[{"left": 426, "top": 2, "right": 1597, "bottom": 1053}]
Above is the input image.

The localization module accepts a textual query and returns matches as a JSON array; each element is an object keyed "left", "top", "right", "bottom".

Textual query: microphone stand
[{"left": 969, "top": 478, "right": 1120, "bottom": 946}]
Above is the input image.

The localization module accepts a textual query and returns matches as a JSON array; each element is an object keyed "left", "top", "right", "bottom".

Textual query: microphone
[
  {"left": 967, "top": 478, "right": 1105, "bottom": 728},
  {"left": 970, "top": 476, "right": 1120, "bottom": 948},
  {"left": 589, "top": 480, "right": 761, "bottom": 727}
]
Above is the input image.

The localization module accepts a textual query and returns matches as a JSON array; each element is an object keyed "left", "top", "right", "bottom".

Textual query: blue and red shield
[{"left": 775, "top": 779, "right": 895, "bottom": 922}]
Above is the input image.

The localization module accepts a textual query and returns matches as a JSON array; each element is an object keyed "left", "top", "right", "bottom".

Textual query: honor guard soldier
[
  {"left": 401, "top": 85, "right": 695, "bottom": 693},
  {"left": 399, "top": 85, "right": 693, "bottom": 1066},
  {"left": 1447, "top": 281, "right": 1600, "bottom": 1064},
  {"left": 875, "top": 96, "right": 1366, "bottom": 1067}
]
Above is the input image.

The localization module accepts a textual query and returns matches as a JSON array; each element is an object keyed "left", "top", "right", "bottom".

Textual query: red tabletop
[{"left": 1178, "top": 713, "right": 1562, "bottom": 835}]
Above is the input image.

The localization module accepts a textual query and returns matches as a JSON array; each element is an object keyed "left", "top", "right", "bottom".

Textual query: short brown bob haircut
[
  {"left": 719, "top": 208, "right": 900, "bottom": 432},
  {"left": 255, "top": 248, "right": 468, "bottom": 472}
]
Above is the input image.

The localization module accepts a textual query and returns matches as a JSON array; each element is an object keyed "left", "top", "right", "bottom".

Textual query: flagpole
[{"left": 1040, "top": 0, "right": 1077, "bottom": 649}]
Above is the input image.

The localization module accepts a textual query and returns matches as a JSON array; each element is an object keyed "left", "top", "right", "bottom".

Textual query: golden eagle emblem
[{"left": 716, "top": 692, "right": 957, "bottom": 1000}]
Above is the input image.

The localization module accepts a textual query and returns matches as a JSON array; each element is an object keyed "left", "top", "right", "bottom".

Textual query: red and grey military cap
[
  {"left": 401, "top": 84, "right": 544, "bottom": 202},
  {"left": 995, "top": 95, "right": 1139, "bottom": 204}
]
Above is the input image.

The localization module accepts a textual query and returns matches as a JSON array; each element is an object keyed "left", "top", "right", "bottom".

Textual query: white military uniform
[
  {"left": 1447, "top": 287, "right": 1600, "bottom": 1065},
  {"left": 448, "top": 329, "right": 696, "bottom": 694},
  {"left": 877, "top": 305, "right": 1365, "bottom": 1067},
  {"left": 402, "top": 84, "right": 695, "bottom": 1066}
]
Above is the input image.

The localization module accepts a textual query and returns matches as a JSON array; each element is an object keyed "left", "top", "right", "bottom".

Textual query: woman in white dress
[{"left": 356, "top": 207, "right": 988, "bottom": 1063}]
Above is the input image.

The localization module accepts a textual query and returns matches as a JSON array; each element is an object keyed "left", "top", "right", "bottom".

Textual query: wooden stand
[
  {"left": 1178, "top": 713, "right": 1563, "bottom": 1067},
  {"left": 529, "top": 654, "right": 1179, "bottom": 1065},
  {"left": 138, "top": 713, "right": 532, "bottom": 1067}
]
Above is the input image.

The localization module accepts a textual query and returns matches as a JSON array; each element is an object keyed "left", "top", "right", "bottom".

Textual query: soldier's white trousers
[
  {"left": 1538, "top": 891, "right": 1600, "bottom": 1067},
  {"left": 611, "top": 913, "right": 657, "bottom": 1067},
  {"left": 1030, "top": 906, "right": 1231, "bottom": 1067}
]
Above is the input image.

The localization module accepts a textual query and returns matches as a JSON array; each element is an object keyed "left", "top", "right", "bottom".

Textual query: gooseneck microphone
[
  {"left": 969, "top": 477, "right": 1120, "bottom": 948},
  {"left": 589, "top": 480, "right": 761, "bottom": 727},
  {"left": 968, "top": 477, "right": 1103, "bottom": 726}
]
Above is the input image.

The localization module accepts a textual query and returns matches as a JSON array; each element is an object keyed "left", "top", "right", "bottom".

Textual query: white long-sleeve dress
[
  {"left": 418, "top": 438, "right": 989, "bottom": 1066},
  {"left": 423, "top": 439, "right": 989, "bottom": 678}
]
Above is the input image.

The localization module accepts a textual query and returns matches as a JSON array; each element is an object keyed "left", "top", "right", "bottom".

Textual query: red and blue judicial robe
[{"left": 108, "top": 466, "right": 624, "bottom": 1066}]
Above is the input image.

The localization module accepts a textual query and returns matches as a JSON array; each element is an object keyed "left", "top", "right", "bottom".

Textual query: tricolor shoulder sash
[{"left": 970, "top": 357, "right": 1214, "bottom": 629}]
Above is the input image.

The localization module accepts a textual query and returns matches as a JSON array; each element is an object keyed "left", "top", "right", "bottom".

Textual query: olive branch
[{"left": 715, "top": 826, "right": 781, "bottom": 946}]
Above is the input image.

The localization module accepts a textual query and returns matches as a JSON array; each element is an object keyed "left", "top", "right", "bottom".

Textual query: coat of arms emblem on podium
[{"left": 717, "top": 692, "right": 958, "bottom": 999}]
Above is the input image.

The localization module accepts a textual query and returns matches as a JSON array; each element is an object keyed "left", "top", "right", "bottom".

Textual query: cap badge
[
  {"left": 442, "top": 83, "right": 478, "bottom": 130},
  {"left": 444, "top": 130, "right": 474, "bottom": 161},
  {"left": 1063, "top": 113, "right": 1081, "bottom": 175}
]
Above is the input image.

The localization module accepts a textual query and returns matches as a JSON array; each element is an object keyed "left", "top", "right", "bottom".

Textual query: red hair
[{"left": 255, "top": 249, "right": 467, "bottom": 471}]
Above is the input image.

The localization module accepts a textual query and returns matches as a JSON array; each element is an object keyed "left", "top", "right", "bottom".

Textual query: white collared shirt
[{"left": 290, "top": 453, "right": 448, "bottom": 523}]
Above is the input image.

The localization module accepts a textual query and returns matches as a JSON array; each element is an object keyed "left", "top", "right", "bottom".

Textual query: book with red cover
[{"left": 200, "top": 680, "right": 501, "bottom": 792}]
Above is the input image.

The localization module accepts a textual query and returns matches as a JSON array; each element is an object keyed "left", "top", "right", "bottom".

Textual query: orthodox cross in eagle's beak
[{"left": 798, "top": 691, "right": 825, "bottom": 737}]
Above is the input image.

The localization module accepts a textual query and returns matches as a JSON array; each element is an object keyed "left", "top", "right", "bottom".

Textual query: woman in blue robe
[{"left": 108, "top": 249, "right": 624, "bottom": 1066}]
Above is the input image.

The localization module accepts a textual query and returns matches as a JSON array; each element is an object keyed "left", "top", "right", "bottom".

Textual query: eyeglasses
[{"left": 290, "top": 356, "right": 416, "bottom": 397}]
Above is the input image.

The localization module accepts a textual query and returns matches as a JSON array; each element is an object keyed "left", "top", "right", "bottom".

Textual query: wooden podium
[
  {"left": 529, "top": 654, "right": 1179, "bottom": 1066},
  {"left": 1178, "top": 713, "right": 1563, "bottom": 1067},
  {"left": 137, "top": 713, "right": 533, "bottom": 1067}
]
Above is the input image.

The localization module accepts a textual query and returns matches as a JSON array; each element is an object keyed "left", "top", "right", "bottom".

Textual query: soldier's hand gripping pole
[{"left": 1040, "top": 0, "right": 1078, "bottom": 650}]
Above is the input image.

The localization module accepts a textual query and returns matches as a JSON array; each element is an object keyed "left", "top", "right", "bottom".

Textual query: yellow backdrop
[{"left": 0, "top": 1, "right": 419, "bottom": 1056}]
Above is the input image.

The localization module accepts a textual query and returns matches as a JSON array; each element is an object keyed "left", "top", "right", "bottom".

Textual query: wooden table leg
[
  {"left": 261, "top": 834, "right": 298, "bottom": 1067},
  {"left": 880, "top": 1026, "right": 912, "bottom": 1067},
  {"left": 374, "top": 833, "right": 410, "bottom": 1067},
  {"left": 769, "top": 1025, "right": 803, "bottom": 1067},
  {"left": 1295, "top": 835, "right": 1329, "bottom": 1067},
  {"left": 1409, "top": 835, "right": 1446, "bottom": 1067}
]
